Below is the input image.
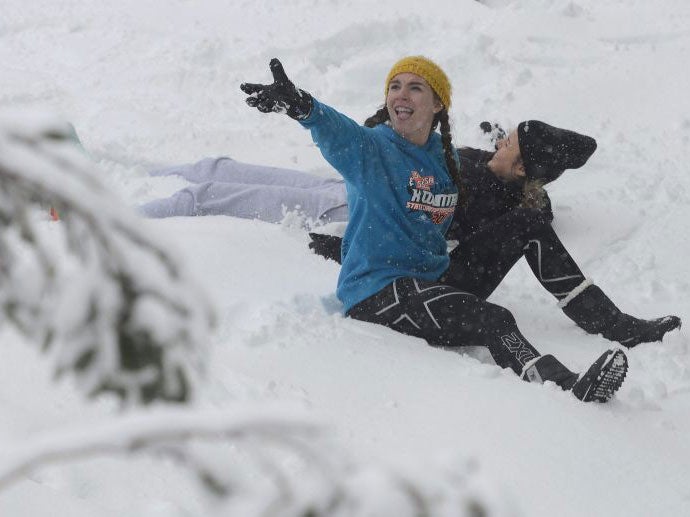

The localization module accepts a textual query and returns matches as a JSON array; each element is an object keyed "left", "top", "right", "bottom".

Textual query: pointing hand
[{"left": 240, "top": 58, "right": 313, "bottom": 120}]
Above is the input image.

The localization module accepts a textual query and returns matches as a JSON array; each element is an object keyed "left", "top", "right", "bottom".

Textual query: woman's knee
[
  {"left": 477, "top": 301, "right": 516, "bottom": 328},
  {"left": 501, "top": 208, "right": 552, "bottom": 243},
  {"left": 514, "top": 207, "right": 550, "bottom": 228}
]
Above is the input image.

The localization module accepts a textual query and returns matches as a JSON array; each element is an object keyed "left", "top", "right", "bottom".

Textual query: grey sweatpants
[{"left": 140, "top": 157, "right": 348, "bottom": 224}]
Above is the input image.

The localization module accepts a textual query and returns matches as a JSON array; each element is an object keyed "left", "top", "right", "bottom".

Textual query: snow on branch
[
  {"left": 0, "top": 111, "right": 216, "bottom": 405},
  {"left": 0, "top": 407, "right": 504, "bottom": 517},
  {"left": 0, "top": 111, "right": 508, "bottom": 516},
  {"left": 0, "top": 406, "right": 322, "bottom": 492}
]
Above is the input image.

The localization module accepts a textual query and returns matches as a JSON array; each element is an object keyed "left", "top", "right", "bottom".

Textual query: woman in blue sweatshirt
[{"left": 241, "top": 56, "right": 628, "bottom": 403}]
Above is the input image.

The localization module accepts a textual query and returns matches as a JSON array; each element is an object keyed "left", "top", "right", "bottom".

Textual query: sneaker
[{"left": 571, "top": 348, "right": 628, "bottom": 403}]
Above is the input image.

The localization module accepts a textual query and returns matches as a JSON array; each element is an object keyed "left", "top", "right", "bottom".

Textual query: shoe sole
[{"left": 578, "top": 350, "right": 628, "bottom": 403}]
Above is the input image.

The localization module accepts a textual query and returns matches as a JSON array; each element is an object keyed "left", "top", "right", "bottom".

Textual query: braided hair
[
  {"left": 363, "top": 106, "right": 389, "bottom": 128},
  {"left": 364, "top": 105, "right": 466, "bottom": 204}
]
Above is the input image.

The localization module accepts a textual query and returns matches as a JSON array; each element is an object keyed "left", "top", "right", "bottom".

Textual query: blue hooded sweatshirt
[{"left": 301, "top": 99, "right": 458, "bottom": 312}]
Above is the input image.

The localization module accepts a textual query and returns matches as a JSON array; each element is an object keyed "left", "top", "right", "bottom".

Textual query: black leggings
[
  {"left": 348, "top": 277, "right": 540, "bottom": 375},
  {"left": 443, "top": 207, "right": 586, "bottom": 300},
  {"left": 347, "top": 208, "right": 588, "bottom": 372}
]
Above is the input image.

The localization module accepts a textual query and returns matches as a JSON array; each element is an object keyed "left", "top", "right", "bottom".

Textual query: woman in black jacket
[{"left": 441, "top": 121, "right": 680, "bottom": 348}]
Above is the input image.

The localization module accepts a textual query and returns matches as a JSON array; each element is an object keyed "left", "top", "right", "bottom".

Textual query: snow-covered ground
[{"left": 1, "top": 0, "right": 690, "bottom": 515}]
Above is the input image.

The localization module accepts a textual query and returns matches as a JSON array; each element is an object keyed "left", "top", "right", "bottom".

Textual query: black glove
[
  {"left": 480, "top": 121, "right": 506, "bottom": 149},
  {"left": 308, "top": 233, "right": 342, "bottom": 264},
  {"left": 240, "top": 58, "right": 313, "bottom": 120}
]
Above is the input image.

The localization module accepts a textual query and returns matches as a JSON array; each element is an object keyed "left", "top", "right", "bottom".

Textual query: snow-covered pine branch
[
  {"left": 0, "top": 407, "right": 502, "bottom": 517},
  {"left": 0, "top": 111, "right": 216, "bottom": 405},
  {"left": 0, "top": 111, "right": 506, "bottom": 517}
]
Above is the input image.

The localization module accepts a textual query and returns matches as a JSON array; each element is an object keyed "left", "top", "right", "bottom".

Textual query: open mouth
[{"left": 394, "top": 106, "right": 413, "bottom": 121}]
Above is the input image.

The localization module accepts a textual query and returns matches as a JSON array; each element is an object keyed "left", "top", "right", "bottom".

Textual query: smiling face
[
  {"left": 487, "top": 129, "right": 526, "bottom": 182},
  {"left": 386, "top": 72, "right": 443, "bottom": 146}
]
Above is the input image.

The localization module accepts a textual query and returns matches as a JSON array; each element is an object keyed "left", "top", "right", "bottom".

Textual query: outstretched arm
[{"left": 241, "top": 58, "right": 366, "bottom": 184}]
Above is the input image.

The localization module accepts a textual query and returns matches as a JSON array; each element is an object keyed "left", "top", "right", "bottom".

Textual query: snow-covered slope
[{"left": 1, "top": 0, "right": 689, "bottom": 515}]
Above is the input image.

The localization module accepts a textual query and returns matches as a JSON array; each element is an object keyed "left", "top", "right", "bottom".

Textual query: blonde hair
[{"left": 519, "top": 179, "right": 549, "bottom": 209}]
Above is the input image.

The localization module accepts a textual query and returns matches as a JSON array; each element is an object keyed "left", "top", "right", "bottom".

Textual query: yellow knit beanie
[{"left": 384, "top": 56, "right": 452, "bottom": 109}]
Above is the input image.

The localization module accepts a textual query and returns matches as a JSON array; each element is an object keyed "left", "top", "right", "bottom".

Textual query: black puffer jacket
[{"left": 445, "top": 147, "right": 553, "bottom": 241}]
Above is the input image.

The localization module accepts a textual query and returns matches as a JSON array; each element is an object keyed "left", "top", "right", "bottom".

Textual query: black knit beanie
[{"left": 517, "top": 120, "right": 597, "bottom": 183}]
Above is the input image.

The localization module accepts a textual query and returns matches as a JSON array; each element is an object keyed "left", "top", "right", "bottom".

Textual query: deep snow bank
[{"left": 1, "top": 0, "right": 689, "bottom": 515}]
